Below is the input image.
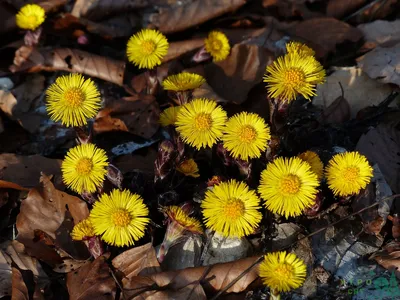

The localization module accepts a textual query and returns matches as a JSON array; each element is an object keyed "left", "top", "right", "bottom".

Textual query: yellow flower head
[
  {"left": 325, "top": 151, "right": 373, "bottom": 196},
  {"left": 162, "top": 73, "right": 206, "bottom": 92},
  {"left": 16, "top": 4, "right": 45, "bottom": 31},
  {"left": 62, "top": 143, "right": 108, "bottom": 194},
  {"left": 164, "top": 206, "right": 203, "bottom": 234},
  {"left": 159, "top": 106, "right": 181, "bottom": 127},
  {"left": 176, "top": 159, "right": 200, "bottom": 178},
  {"left": 298, "top": 150, "right": 324, "bottom": 181},
  {"left": 126, "top": 29, "right": 169, "bottom": 69},
  {"left": 286, "top": 41, "right": 315, "bottom": 57},
  {"left": 71, "top": 218, "right": 96, "bottom": 241},
  {"left": 258, "top": 157, "right": 319, "bottom": 218},
  {"left": 264, "top": 52, "right": 325, "bottom": 102},
  {"left": 46, "top": 74, "right": 101, "bottom": 127},
  {"left": 259, "top": 251, "right": 307, "bottom": 293},
  {"left": 90, "top": 189, "right": 150, "bottom": 247},
  {"left": 222, "top": 112, "right": 271, "bottom": 161},
  {"left": 201, "top": 179, "right": 262, "bottom": 238},
  {"left": 204, "top": 31, "right": 230, "bottom": 62},
  {"left": 175, "top": 98, "right": 227, "bottom": 149}
]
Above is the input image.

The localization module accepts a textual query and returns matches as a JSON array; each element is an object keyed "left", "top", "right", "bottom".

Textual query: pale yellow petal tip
[
  {"left": 204, "top": 31, "right": 230, "bottom": 62},
  {"left": 46, "top": 73, "right": 101, "bottom": 127},
  {"left": 16, "top": 4, "right": 46, "bottom": 31},
  {"left": 159, "top": 106, "right": 181, "bottom": 126},
  {"left": 176, "top": 159, "right": 200, "bottom": 178},
  {"left": 126, "top": 29, "right": 169, "bottom": 69},
  {"left": 259, "top": 251, "right": 307, "bottom": 293},
  {"left": 61, "top": 143, "right": 108, "bottom": 194},
  {"left": 258, "top": 157, "right": 319, "bottom": 218},
  {"left": 222, "top": 112, "right": 271, "bottom": 161},
  {"left": 325, "top": 151, "right": 373, "bottom": 197},
  {"left": 164, "top": 206, "right": 203, "bottom": 234},
  {"left": 162, "top": 73, "right": 206, "bottom": 92},
  {"left": 90, "top": 189, "right": 150, "bottom": 247},
  {"left": 298, "top": 150, "right": 324, "bottom": 180},
  {"left": 286, "top": 41, "right": 315, "bottom": 57},
  {"left": 201, "top": 179, "right": 261, "bottom": 238},
  {"left": 71, "top": 218, "right": 96, "bottom": 241}
]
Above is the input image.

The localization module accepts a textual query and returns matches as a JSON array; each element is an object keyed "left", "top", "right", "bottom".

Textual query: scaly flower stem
[
  {"left": 269, "top": 291, "right": 281, "bottom": 300},
  {"left": 146, "top": 68, "right": 158, "bottom": 95}
]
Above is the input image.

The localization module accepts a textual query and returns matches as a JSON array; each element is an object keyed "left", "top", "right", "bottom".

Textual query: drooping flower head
[
  {"left": 90, "top": 189, "right": 150, "bottom": 247},
  {"left": 259, "top": 251, "right": 307, "bottom": 293},
  {"left": 46, "top": 73, "right": 101, "bottom": 127},
  {"left": 159, "top": 106, "right": 181, "bottom": 127},
  {"left": 164, "top": 206, "right": 203, "bottom": 235},
  {"left": 201, "top": 179, "right": 262, "bottom": 237},
  {"left": 298, "top": 150, "right": 324, "bottom": 181},
  {"left": 286, "top": 41, "right": 315, "bottom": 57},
  {"left": 204, "top": 31, "right": 230, "bottom": 62},
  {"left": 62, "top": 143, "right": 108, "bottom": 194},
  {"left": 222, "top": 112, "right": 271, "bottom": 161},
  {"left": 175, "top": 98, "right": 227, "bottom": 149},
  {"left": 16, "top": 4, "right": 45, "bottom": 31},
  {"left": 325, "top": 151, "right": 373, "bottom": 196},
  {"left": 71, "top": 218, "right": 96, "bottom": 241},
  {"left": 162, "top": 73, "right": 206, "bottom": 92},
  {"left": 264, "top": 52, "right": 325, "bottom": 102},
  {"left": 258, "top": 157, "right": 319, "bottom": 218},
  {"left": 126, "top": 29, "right": 169, "bottom": 69},
  {"left": 176, "top": 159, "right": 200, "bottom": 178}
]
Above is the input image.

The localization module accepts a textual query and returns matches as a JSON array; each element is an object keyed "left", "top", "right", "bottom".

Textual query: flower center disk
[
  {"left": 141, "top": 40, "right": 156, "bottom": 55},
  {"left": 283, "top": 68, "right": 305, "bottom": 89},
  {"left": 239, "top": 125, "right": 257, "bottom": 143},
  {"left": 343, "top": 166, "right": 359, "bottom": 182},
  {"left": 27, "top": 15, "right": 38, "bottom": 24},
  {"left": 64, "top": 88, "right": 85, "bottom": 108},
  {"left": 280, "top": 174, "right": 301, "bottom": 195},
  {"left": 211, "top": 40, "right": 222, "bottom": 51},
  {"left": 275, "top": 263, "right": 294, "bottom": 278},
  {"left": 112, "top": 209, "right": 132, "bottom": 227},
  {"left": 194, "top": 113, "right": 212, "bottom": 130},
  {"left": 223, "top": 198, "right": 245, "bottom": 220},
  {"left": 75, "top": 158, "right": 93, "bottom": 175}
]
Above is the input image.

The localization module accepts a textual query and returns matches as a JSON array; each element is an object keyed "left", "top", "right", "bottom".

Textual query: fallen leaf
[
  {"left": 164, "top": 38, "right": 204, "bottom": 62},
  {"left": 0, "top": 245, "right": 12, "bottom": 298},
  {"left": 94, "top": 95, "right": 160, "bottom": 139},
  {"left": 0, "top": 180, "right": 28, "bottom": 191},
  {"left": 371, "top": 241, "right": 400, "bottom": 278},
  {"left": 148, "top": 0, "right": 246, "bottom": 33},
  {"left": 351, "top": 0, "right": 399, "bottom": 23},
  {"left": 16, "top": 174, "right": 89, "bottom": 265},
  {"left": 204, "top": 44, "right": 273, "bottom": 104},
  {"left": 320, "top": 92, "right": 351, "bottom": 124},
  {"left": 66, "top": 255, "right": 116, "bottom": 300},
  {"left": 313, "top": 67, "right": 394, "bottom": 118},
  {"left": 10, "top": 46, "right": 125, "bottom": 86},
  {"left": 357, "top": 42, "right": 400, "bottom": 86},
  {"left": 112, "top": 147, "right": 158, "bottom": 174},
  {"left": 262, "top": 0, "right": 323, "bottom": 19},
  {"left": 326, "top": 0, "right": 366, "bottom": 19},
  {"left": 358, "top": 19, "right": 400, "bottom": 48}
]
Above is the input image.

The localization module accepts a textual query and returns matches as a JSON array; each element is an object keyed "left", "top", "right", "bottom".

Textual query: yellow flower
[
  {"left": 176, "top": 159, "right": 200, "bottom": 178},
  {"left": 204, "top": 31, "right": 230, "bottom": 62},
  {"left": 222, "top": 112, "right": 271, "bottom": 161},
  {"left": 71, "top": 218, "right": 96, "bottom": 241},
  {"left": 46, "top": 74, "right": 101, "bottom": 127},
  {"left": 258, "top": 157, "right": 319, "bottom": 218},
  {"left": 164, "top": 206, "right": 203, "bottom": 234},
  {"left": 162, "top": 73, "right": 206, "bottom": 92},
  {"left": 62, "top": 143, "right": 108, "bottom": 194},
  {"left": 201, "top": 179, "right": 262, "bottom": 238},
  {"left": 286, "top": 41, "right": 315, "bottom": 57},
  {"left": 259, "top": 251, "right": 306, "bottom": 293},
  {"left": 16, "top": 4, "right": 45, "bottom": 31},
  {"left": 264, "top": 52, "right": 325, "bottom": 102},
  {"left": 176, "top": 98, "right": 227, "bottom": 149},
  {"left": 159, "top": 106, "right": 181, "bottom": 127},
  {"left": 126, "top": 29, "right": 169, "bottom": 69},
  {"left": 90, "top": 189, "right": 150, "bottom": 247},
  {"left": 298, "top": 150, "right": 324, "bottom": 181},
  {"left": 325, "top": 151, "right": 373, "bottom": 196}
]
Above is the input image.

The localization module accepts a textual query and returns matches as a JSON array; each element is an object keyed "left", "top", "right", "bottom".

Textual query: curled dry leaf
[
  {"left": 94, "top": 95, "right": 160, "bottom": 139},
  {"left": 326, "top": 0, "right": 366, "bottom": 19},
  {"left": 66, "top": 255, "right": 116, "bottom": 300},
  {"left": 320, "top": 92, "right": 351, "bottom": 124},
  {"left": 0, "top": 244, "right": 12, "bottom": 298},
  {"left": 371, "top": 241, "right": 400, "bottom": 278},
  {"left": 164, "top": 38, "right": 204, "bottom": 62},
  {"left": 148, "top": 0, "right": 246, "bottom": 33},
  {"left": 16, "top": 174, "right": 89, "bottom": 266},
  {"left": 358, "top": 19, "right": 400, "bottom": 48},
  {"left": 10, "top": 46, "right": 125, "bottom": 86}
]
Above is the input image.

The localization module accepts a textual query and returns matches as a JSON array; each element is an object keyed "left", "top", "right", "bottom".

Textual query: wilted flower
[{"left": 176, "top": 159, "right": 200, "bottom": 178}]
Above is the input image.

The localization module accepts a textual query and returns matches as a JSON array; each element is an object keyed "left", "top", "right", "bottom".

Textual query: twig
[
  {"left": 343, "top": 0, "right": 381, "bottom": 21},
  {"left": 109, "top": 265, "right": 126, "bottom": 300},
  {"left": 187, "top": 265, "right": 213, "bottom": 299}
]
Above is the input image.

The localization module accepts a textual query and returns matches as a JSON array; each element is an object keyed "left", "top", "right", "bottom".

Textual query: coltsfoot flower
[
  {"left": 71, "top": 218, "right": 96, "bottom": 241},
  {"left": 162, "top": 73, "right": 205, "bottom": 92},
  {"left": 204, "top": 31, "right": 230, "bottom": 62},
  {"left": 159, "top": 106, "right": 181, "bottom": 127},
  {"left": 176, "top": 159, "right": 200, "bottom": 178},
  {"left": 16, "top": 4, "right": 45, "bottom": 31},
  {"left": 298, "top": 150, "right": 324, "bottom": 181},
  {"left": 286, "top": 41, "right": 315, "bottom": 57}
]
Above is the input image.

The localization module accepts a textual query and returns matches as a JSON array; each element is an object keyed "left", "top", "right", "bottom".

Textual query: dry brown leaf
[
  {"left": 313, "top": 67, "right": 394, "bottom": 118},
  {"left": 148, "top": 0, "right": 246, "bottom": 34},
  {"left": 0, "top": 245, "right": 12, "bottom": 298},
  {"left": 262, "top": 0, "right": 323, "bottom": 19},
  {"left": 204, "top": 44, "right": 273, "bottom": 104},
  {"left": 66, "top": 255, "right": 116, "bottom": 300},
  {"left": 285, "top": 17, "right": 363, "bottom": 58},
  {"left": 0, "top": 180, "right": 28, "bottom": 191},
  {"left": 16, "top": 174, "right": 89, "bottom": 265},
  {"left": 0, "top": 154, "right": 62, "bottom": 189},
  {"left": 94, "top": 95, "right": 160, "bottom": 139},
  {"left": 326, "top": 0, "right": 366, "bottom": 19},
  {"left": 351, "top": 0, "right": 399, "bottom": 23},
  {"left": 372, "top": 241, "right": 400, "bottom": 277},
  {"left": 164, "top": 38, "right": 204, "bottom": 62},
  {"left": 321, "top": 94, "right": 351, "bottom": 124},
  {"left": 10, "top": 46, "right": 125, "bottom": 86},
  {"left": 358, "top": 19, "right": 400, "bottom": 48},
  {"left": 112, "top": 243, "right": 161, "bottom": 280},
  {"left": 358, "top": 42, "right": 400, "bottom": 86}
]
